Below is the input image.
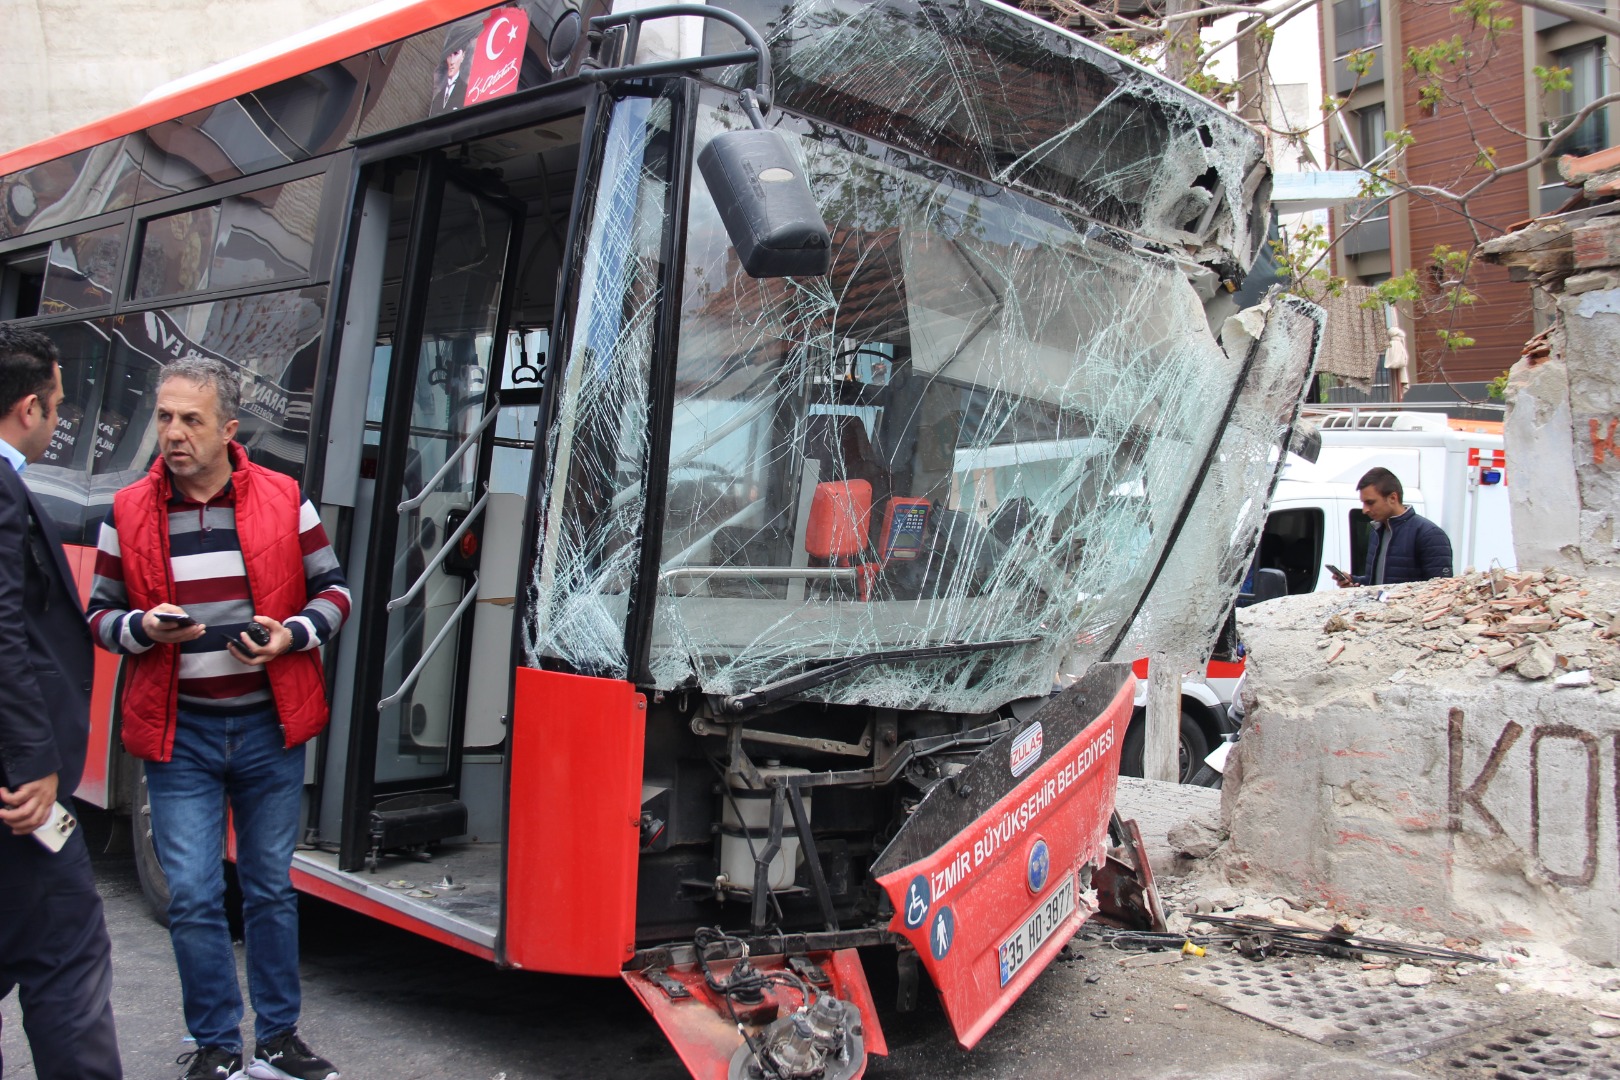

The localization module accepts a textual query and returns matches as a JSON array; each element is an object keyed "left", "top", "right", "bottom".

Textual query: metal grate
[
  {"left": 1442, "top": 1026, "right": 1620, "bottom": 1078},
  {"left": 1180, "top": 952, "right": 1505, "bottom": 1061}
]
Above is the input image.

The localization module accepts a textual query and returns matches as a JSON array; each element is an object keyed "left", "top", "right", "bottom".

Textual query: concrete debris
[
  {"left": 1395, "top": 964, "right": 1434, "bottom": 987},
  {"left": 1591, "top": 1020, "right": 1620, "bottom": 1038},
  {"left": 1167, "top": 816, "right": 1223, "bottom": 860},
  {"left": 1515, "top": 643, "right": 1557, "bottom": 679},
  {"left": 1364, "top": 969, "right": 1395, "bottom": 987},
  {"left": 1306, "top": 570, "right": 1620, "bottom": 687}
]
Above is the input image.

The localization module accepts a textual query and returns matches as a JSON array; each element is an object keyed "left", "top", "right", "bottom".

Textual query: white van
[
  {"left": 1125, "top": 407, "right": 1515, "bottom": 783},
  {"left": 1261, "top": 408, "right": 1514, "bottom": 591}
]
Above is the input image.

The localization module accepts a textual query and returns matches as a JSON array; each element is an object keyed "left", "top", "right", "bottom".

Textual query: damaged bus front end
[{"left": 507, "top": 0, "right": 1318, "bottom": 1075}]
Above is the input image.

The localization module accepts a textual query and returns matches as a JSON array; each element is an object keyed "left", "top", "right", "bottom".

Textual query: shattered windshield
[
  {"left": 712, "top": 0, "right": 1268, "bottom": 268},
  {"left": 523, "top": 0, "right": 1295, "bottom": 711},
  {"left": 1113, "top": 296, "right": 1323, "bottom": 668},
  {"left": 646, "top": 96, "right": 1242, "bottom": 710}
]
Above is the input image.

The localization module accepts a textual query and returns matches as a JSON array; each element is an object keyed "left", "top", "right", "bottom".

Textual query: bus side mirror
[{"left": 698, "top": 128, "right": 830, "bottom": 279}]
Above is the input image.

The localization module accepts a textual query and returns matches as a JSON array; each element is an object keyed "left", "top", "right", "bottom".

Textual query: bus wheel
[{"left": 133, "top": 764, "right": 171, "bottom": 927}]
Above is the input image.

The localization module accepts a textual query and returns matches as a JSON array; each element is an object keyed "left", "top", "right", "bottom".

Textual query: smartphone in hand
[
  {"left": 32, "top": 802, "right": 78, "bottom": 853},
  {"left": 1326, "top": 564, "right": 1351, "bottom": 584},
  {"left": 152, "top": 611, "right": 197, "bottom": 628}
]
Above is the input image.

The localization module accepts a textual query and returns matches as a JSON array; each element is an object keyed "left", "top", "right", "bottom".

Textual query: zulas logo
[{"left": 1010, "top": 721, "right": 1043, "bottom": 778}]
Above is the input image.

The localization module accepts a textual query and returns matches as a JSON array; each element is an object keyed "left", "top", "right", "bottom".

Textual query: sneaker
[
  {"left": 246, "top": 1030, "right": 340, "bottom": 1080},
  {"left": 177, "top": 1046, "right": 245, "bottom": 1080}
]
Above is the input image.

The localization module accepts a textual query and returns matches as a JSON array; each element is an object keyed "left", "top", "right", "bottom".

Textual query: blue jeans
[{"left": 145, "top": 706, "right": 305, "bottom": 1052}]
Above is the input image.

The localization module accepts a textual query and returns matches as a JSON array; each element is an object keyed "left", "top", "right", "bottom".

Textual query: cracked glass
[
  {"left": 1112, "top": 295, "right": 1324, "bottom": 669},
  {"left": 642, "top": 95, "right": 1261, "bottom": 713},
  {"left": 524, "top": 0, "right": 1317, "bottom": 710},
  {"left": 525, "top": 94, "right": 673, "bottom": 676}
]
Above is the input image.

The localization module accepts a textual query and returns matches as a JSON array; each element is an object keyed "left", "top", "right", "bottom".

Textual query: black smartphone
[
  {"left": 152, "top": 611, "right": 196, "bottom": 627},
  {"left": 1326, "top": 564, "right": 1350, "bottom": 582}
]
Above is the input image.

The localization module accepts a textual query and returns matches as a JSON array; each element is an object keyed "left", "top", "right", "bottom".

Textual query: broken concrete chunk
[
  {"left": 1589, "top": 1020, "right": 1620, "bottom": 1038},
  {"left": 1364, "top": 969, "right": 1396, "bottom": 987},
  {"left": 1167, "top": 817, "right": 1222, "bottom": 860},
  {"left": 1324, "top": 614, "right": 1352, "bottom": 634},
  {"left": 1515, "top": 644, "right": 1558, "bottom": 680},
  {"left": 1394, "top": 965, "right": 1434, "bottom": 987},
  {"left": 1504, "top": 615, "right": 1557, "bottom": 633},
  {"left": 1554, "top": 668, "right": 1594, "bottom": 687}
]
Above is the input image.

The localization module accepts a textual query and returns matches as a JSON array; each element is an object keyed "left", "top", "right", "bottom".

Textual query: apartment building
[{"left": 1320, "top": 0, "right": 1612, "bottom": 397}]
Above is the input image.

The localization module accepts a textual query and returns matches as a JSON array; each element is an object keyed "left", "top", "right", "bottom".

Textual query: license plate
[{"left": 997, "top": 873, "right": 1076, "bottom": 986}]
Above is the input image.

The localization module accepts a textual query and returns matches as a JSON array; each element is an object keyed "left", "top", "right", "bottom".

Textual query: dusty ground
[{"left": 5, "top": 789, "right": 1619, "bottom": 1079}]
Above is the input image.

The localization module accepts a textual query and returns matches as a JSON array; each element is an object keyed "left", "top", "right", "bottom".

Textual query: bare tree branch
[{"left": 1507, "top": 0, "right": 1620, "bottom": 36}]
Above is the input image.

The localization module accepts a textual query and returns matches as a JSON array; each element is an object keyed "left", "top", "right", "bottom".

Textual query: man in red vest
[{"left": 87, "top": 358, "right": 349, "bottom": 1080}]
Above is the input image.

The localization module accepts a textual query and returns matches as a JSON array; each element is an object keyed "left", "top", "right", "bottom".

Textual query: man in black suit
[{"left": 0, "top": 324, "right": 122, "bottom": 1079}]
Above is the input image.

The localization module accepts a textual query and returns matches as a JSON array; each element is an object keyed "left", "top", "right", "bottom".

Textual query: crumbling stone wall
[
  {"left": 1219, "top": 574, "right": 1620, "bottom": 965},
  {"left": 1483, "top": 193, "right": 1620, "bottom": 580}
]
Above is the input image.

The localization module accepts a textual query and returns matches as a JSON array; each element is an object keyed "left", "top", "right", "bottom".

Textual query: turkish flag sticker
[{"left": 466, "top": 7, "right": 528, "bottom": 107}]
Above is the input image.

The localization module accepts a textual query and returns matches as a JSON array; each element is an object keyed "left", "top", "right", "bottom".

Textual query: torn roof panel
[{"left": 714, "top": 0, "right": 1269, "bottom": 270}]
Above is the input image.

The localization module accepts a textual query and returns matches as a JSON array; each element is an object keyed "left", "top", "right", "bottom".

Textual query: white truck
[
  {"left": 1124, "top": 406, "right": 1515, "bottom": 782},
  {"left": 1262, "top": 407, "right": 1514, "bottom": 591}
]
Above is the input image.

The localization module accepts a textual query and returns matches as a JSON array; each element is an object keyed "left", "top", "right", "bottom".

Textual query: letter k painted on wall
[{"left": 1447, "top": 707, "right": 1523, "bottom": 835}]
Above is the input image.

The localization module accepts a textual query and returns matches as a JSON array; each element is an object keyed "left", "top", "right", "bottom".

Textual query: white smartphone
[{"left": 32, "top": 801, "right": 78, "bottom": 853}]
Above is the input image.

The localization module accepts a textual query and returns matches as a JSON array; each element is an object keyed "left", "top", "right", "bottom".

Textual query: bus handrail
[
  {"left": 378, "top": 576, "right": 482, "bottom": 711},
  {"left": 397, "top": 397, "right": 501, "bottom": 513},
  {"left": 586, "top": 4, "right": 774, "bottom": 111},
  {"left": 386, "top": 489, "right": 490, "bottom": 613},
  {"left": 658, "top": 566, "right": 858, "bottom": 584}
]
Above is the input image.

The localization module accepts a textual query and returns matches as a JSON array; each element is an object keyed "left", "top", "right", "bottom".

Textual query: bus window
[
  {"left": 132, "top": 173, "right": 324, "bottom": 302},
  {"left": 90, "top": 288, "right": 325, "bottom": 492},
  {"left": 134, "top": 65, "right": 364, "bottom": 200},
  {"left": 0, "top": 140, "right": 142, "bottom": 242},
  {"left": 26, "top": 320, "right": 111, "bottom": 544},
  {"left": 134, "top": 205, "right": 218, "bottom": 300},
  {"left": 40, "top": 224, "right": 126, "bottom": 316},
  {"left": 1, "top": 244, "right": 46, "bottom": 320}
]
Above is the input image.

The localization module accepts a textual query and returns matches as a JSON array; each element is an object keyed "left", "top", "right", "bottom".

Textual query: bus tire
[{"left": 132, "top": 764, "right": 171, "bottom": 927}]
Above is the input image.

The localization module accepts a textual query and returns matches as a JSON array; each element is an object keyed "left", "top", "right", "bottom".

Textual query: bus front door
[{"left": 339, "top": 154, "right": 521, "bottom": 872}]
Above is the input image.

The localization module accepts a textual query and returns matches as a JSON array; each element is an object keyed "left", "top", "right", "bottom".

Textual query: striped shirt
[{"left": 87, "top": 481, "right": 351, "bottom": 713}]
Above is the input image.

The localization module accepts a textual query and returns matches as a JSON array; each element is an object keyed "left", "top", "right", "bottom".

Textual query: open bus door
[{"left": 336, "top": 153, "right": 522, "bottom": 874}]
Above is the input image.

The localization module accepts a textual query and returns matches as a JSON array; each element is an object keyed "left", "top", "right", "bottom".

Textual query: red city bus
[{"left": 0, "top": 0, "right": 1318, "bottom": 1073}]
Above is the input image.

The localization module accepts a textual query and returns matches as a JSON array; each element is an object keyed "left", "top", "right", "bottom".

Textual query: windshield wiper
[{"left": 721, "top": 636, "right": 1042, "bottom": 714}]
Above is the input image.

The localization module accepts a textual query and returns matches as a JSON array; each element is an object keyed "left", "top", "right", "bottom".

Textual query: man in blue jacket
[{"left": 1332, "top": 467, "right": 1454, "bottom": 587}]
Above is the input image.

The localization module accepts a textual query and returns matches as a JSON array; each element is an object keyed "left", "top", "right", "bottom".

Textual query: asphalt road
[{"left": 2, "top": 808, "right": 1425, "bottom": 1080}]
